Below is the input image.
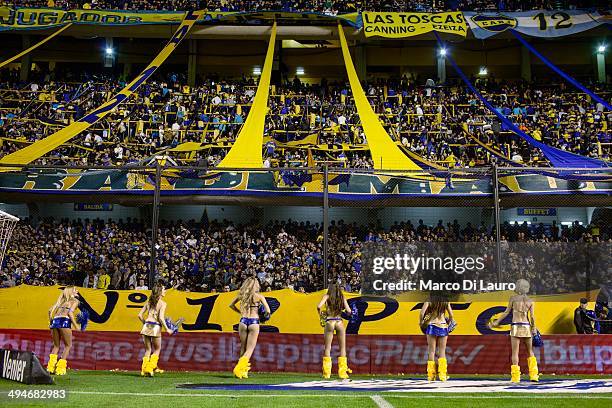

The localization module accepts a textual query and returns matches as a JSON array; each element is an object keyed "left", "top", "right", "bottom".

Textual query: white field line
[{"left": 370, "top": 395, "right": 394, "bottom": 408}]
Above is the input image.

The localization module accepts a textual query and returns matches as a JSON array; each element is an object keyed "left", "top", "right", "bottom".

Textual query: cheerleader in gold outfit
[
  {"left": 138, "top": 282, "right": 173, "bottom": 377},
  {"left": 490, "top": 279, "right": 539, "bottom": 383}
]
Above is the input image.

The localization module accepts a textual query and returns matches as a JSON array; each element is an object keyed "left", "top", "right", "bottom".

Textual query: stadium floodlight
[
  {"left": 105, "top": 47, "right": 114, "bottom": 56},
  {"left": 479, "top": 66, "right": 488, "bottom": 76},
  {"left": 296, "top": 67, "right": 305, "bottom": 75},
  {"left": 597, "top": 44, "right": 606, "bottom": 53},
  {"left": 439, "top": 48, "right": 447, "bottom": 57},
  {"left": 253, "top": 66, "right": 262, "bottom": 75}
]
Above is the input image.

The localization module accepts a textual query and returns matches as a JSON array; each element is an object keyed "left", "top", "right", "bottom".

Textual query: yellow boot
[
  {"left": 55, "top": 359, "right": 67, "bottom": 376},
  {"left": 338, "top": 356, "right": 352, "bottom": 380},
  {"left": 511, "top": 364, "right": 521, "bottom": 383},
  {"left": 244, "top": 362, "right": 251, "bottom": 379},
  {"left": 47, "top": 354, "right": 58, "bottom": 374},
  {"left": 427, "top": 360, "right": 436, "bottom": 381},
  {"left": 145, "top": 355, "right": 157, "bottom": 377},
  {"left": 141, "top": 356, "right": 149, "bottom": 376},
  {"left": 151, "top": 355, "right": 164, "bottom": 374},
  {"left": 527, "top": 356, "right": 539, "bottom": 382},
  {"left": 322, "top": 356, "right": 332, "bottom": 379},
  {"left": 233, "top": 356, "right": 249, "bottom": 379},
  {"left": 437, "top": 358, "right": 448, "bottom": 382}
]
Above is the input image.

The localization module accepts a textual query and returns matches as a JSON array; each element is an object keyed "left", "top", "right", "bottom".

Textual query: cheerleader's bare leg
[
  {"left": 51, "top": 328, "right": 60, "bottom": 355},
  {"left": 58, "top": 328, "right": 72, "bottom": 360},
  {"left": 242, "top": 324, "right": 260, "bottom": 360},
  {"left": 238, "top": 322, "right": 248, "bottom": 357}
]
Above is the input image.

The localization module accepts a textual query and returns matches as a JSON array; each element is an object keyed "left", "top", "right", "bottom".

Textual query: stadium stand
[
  {"left": 1, "top": 72, "right": 609, "bottom": 168},
  {"left": 1, "top": 216, "right": 609, "bottom": 291}
]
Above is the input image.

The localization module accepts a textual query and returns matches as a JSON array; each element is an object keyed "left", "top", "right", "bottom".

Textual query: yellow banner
[
  {"left": 0, "top": 285, "right": 582, "bottom": 335},
  {"left": 0, "top": 7, "right": 192, "bottom": 29},
  {"left": 338, "top": 24, "right": 421, "bottom": 170},
  {"left": 363, "top": 12, "right": 467, "bottom": 38},
  {"left": 0, "top": 10, "right": 203, "bottom": 167},
  {"left": 0, "top": 8, "right": 360, "bottom": 31},
  {"left": 218, "top": 23, "right": 277, "bottom": 168}
]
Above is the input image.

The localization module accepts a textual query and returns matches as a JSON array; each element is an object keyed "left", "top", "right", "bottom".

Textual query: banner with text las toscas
[
  {"left": 362, "top": 12, "right": 467, "bottom": 38},
  {"left": 0, "top": 285, "right": 587, "bottom": 335}
]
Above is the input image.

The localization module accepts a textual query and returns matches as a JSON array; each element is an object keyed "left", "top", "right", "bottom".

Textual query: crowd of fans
[
  {"left": 1, "top": 0, "right": 607, "bottom": 13},
  {"left": 1, "top": 67, "right": 609, "bottom": 169},
  {"left": 1, "top": 215, "right": 609, "bottom": 292}
]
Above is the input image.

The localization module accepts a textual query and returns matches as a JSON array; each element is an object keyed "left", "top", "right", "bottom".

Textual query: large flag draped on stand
[
  {"left": 217, "top": 23, "right": 276, "bottom": 168},
  {"left": 0, "top": 10, "right": 203, "bottom": 167},
  {"left": 337, "top": 24, "right": 421, "bottom": 171},
  {"left": 435, "top": 33, "right": 607, "bottom": 169},
  {"left": 0, "top": 24, "right": 72, "bottom": 69},
  {"left": 511, "top": 30, "right": 611, "bottom": 111}
]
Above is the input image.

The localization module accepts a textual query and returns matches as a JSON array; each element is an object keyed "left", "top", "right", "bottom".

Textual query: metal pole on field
[
  {"left": 150, "top": 161, "right": 162, "bottom": 289},
  {"left": 323, "top": 164, "right": 329, "bottom": 288},
  {"left": 492, "top": 163, "right": 502, "bottom": 282}
]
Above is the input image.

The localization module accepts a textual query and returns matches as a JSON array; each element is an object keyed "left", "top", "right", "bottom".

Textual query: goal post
[{"left": 0, "top": 210, "right": 19, "bottom": 273}]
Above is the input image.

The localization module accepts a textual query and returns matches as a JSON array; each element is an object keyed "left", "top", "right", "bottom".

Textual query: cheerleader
[
  {"left": 229, "top": 277, "right": 271, "bottom": 379},
  {"left": 138, "top": 281, "right": 173, "bottom": 377},
  {"left": 317, "top": 283, "right": 352, "bottom": 379},
  {"left": 420, "top": 298, "right": 454, "bottom": 381},
  {"left": 490, "top": 279, "right": 539, "bottom": 383},
  {"left": 47, "top": 286, "right": 79, "bottom": 375}
]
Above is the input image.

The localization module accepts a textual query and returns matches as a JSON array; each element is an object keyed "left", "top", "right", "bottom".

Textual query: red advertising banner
[{"left": 0, "top": 329, "right": 610, "bottom": 375}]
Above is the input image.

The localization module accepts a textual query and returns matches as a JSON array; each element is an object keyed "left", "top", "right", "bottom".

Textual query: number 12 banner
[{"left": 464, "top": 10, "right": 605, "bottom": 39}]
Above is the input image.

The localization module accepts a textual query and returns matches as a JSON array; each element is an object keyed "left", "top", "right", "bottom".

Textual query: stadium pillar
[
  {"left": 323, "top": 164, "right": 329, "bottom": 287},
  {"left": 19, "top": 36, "right": 32, "bottom": 82},
  {"left": 521, "top": 46, "right": 531, "bottom": 82},
  {"left": 149, "top": 162, "right": 162, "bottom": 288},
  {"left": 437, "top": 55, "right": 446, "bottom": 84},
  {"left": 354, "top": 43, "right": 367, "bottom": 81},
  {"left": 596, "top": 51, "right": 606, "bottom": 83},
  {"left": 188, "top": 40, "right": 197, "bottom": 88},
  {"left": 492, "top": 163, "right": 502, "bottom": 281},
  {"left": 123, "top": 62, "right": 132, "bottom": 79}
]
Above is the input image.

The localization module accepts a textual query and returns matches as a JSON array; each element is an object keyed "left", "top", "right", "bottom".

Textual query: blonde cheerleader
[
  {"left": 490, "top": 279, "right": 539, "bottom": 383},
  {"left": 420, "top": 299, "right": 454, "bottom": 381},
  {"left": 47, "top": 286, "right": 80, "bottom": 375},
  {"left": 229, "top": 277, "right": 271, "bottom": 379},
  {"left": 138, "top": 281, "right": 173, "bottom": 377},
  {"left": 317, "top": 283, "right": 352, "bottom": 379}
]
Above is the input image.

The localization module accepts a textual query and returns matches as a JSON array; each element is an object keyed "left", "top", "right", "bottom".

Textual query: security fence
[{"left": 0, "top": 164, "right": 610, "bottom": 304}]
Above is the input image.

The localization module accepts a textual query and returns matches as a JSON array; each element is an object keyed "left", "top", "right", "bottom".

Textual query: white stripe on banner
[{"left": 464, "top": 10, "right": 604, "bottom": 39}]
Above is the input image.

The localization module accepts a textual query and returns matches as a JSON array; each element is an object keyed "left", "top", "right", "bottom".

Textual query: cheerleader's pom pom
[
  {"left": 165, "top": 317, "right": 184, "bottom": 335},
  {"left": 532, "top": 329, "right": 544, "bottom": 347},
  {"left": 76, "top": 309, "right": 89, "bottom": 331},
  {"left": 258, "top": 304, "right": 270, "bottom": 323}
]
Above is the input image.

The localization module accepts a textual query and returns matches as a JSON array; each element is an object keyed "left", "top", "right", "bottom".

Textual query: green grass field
[{"left": 0, "top": 371, "right": 611, "bottom": 408}]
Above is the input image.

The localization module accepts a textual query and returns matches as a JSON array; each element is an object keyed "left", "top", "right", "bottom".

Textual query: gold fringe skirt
[
  {"left": 510, "top": 323, "right": 532, "bottom": 338},
  {"left": 140, "top": 321, "right": 162, "bottom": 337}
]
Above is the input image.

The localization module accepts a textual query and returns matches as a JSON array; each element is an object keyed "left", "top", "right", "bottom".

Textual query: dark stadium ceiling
[{"left": 3, "top": 23, "right": 609, "bottom": 42}]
